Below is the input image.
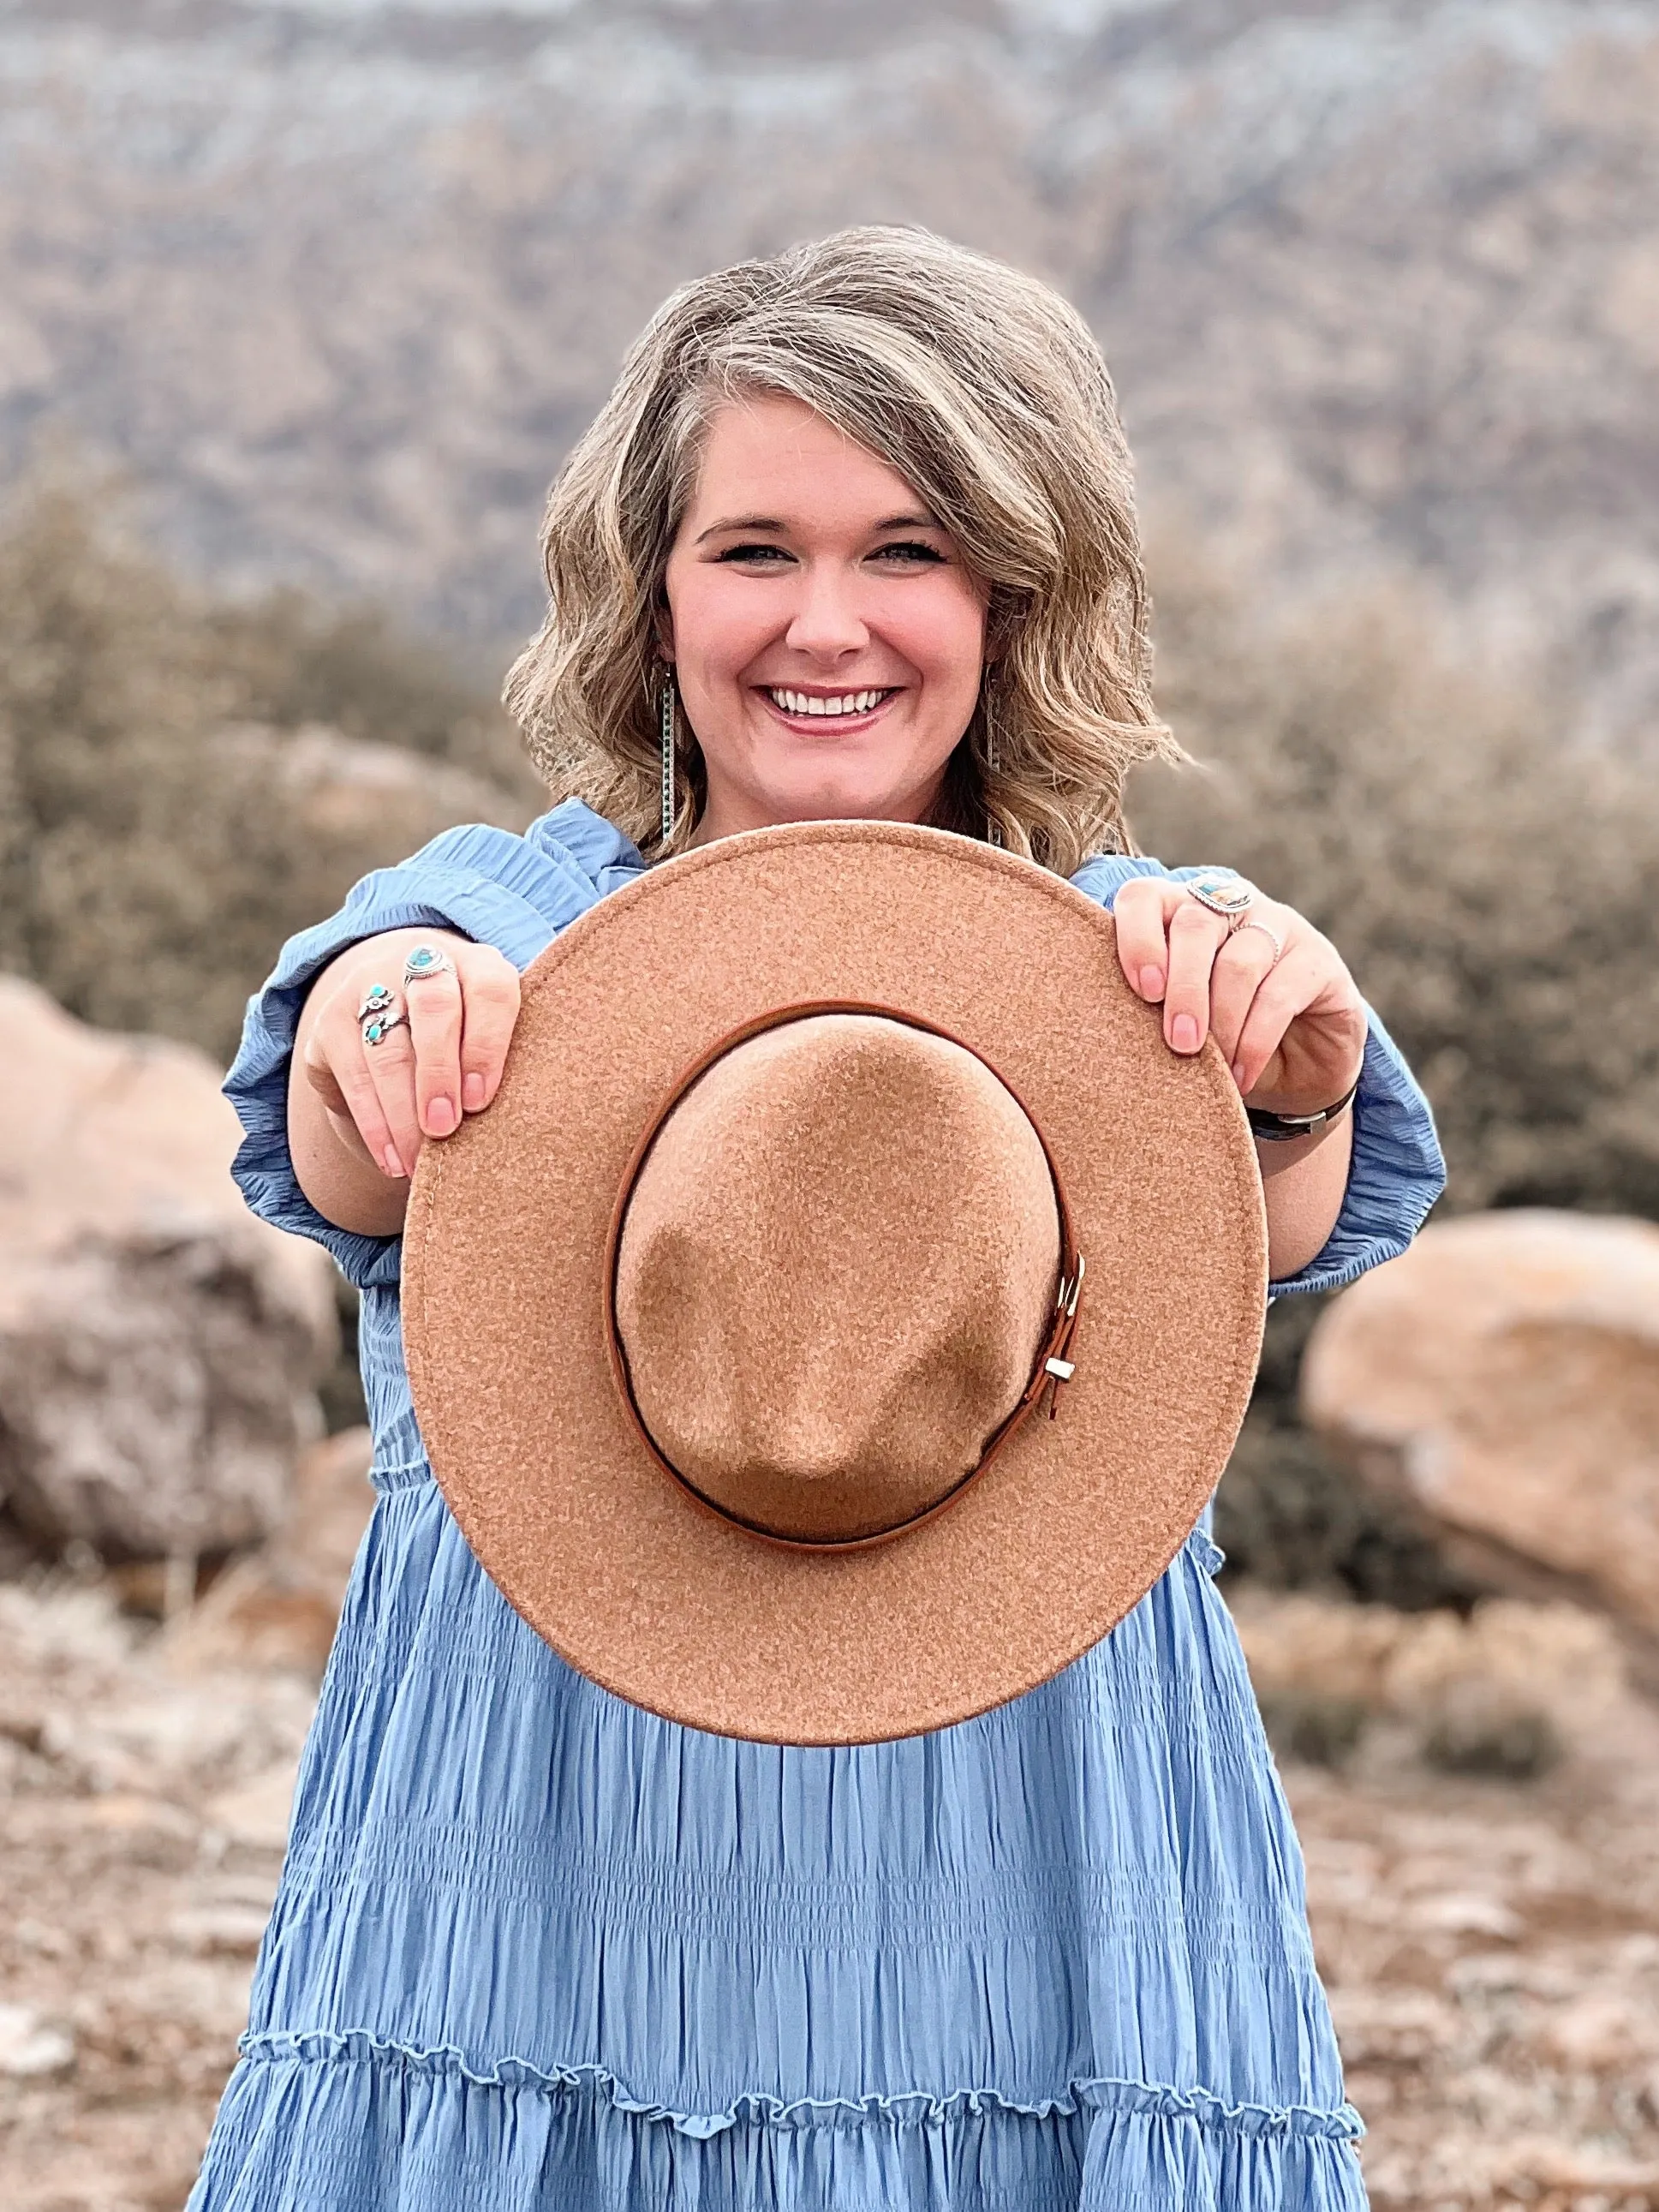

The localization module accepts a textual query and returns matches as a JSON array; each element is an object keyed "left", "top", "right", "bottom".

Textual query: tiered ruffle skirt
[{"left": 189, "top": 1384, "right": 1366, "bottom": 2209}]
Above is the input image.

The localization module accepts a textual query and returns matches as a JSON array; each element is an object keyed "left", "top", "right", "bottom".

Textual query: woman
[{"left": 194, "top": 226, "right": 1443, "bottom": 2209}]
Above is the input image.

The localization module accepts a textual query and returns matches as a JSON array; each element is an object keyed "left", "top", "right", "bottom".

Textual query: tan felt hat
[{"left": 403, "top": 821, "right": 1267, "bottom": 1745}]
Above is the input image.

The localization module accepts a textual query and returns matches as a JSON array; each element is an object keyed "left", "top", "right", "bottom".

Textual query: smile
[{"left": 764, "top": 687, "right": 896, "bottom": 720}]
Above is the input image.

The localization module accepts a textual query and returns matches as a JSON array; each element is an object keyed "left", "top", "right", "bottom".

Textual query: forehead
[{"left": 684, "top": 392, "right": 926, "bottom": 524}]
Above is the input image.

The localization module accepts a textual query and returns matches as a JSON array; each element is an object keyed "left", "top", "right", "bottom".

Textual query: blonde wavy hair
[{"left": 504, "top": 225, "right": 1179, "bottom": 874}]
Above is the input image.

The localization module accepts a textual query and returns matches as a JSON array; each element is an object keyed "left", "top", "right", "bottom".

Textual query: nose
[{"left": 783, "top": 561, "right": 869, "bottom": 661}]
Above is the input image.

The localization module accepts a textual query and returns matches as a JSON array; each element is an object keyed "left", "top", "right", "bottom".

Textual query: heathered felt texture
[
  {"left": 403, "top": 821, "right": 1267, "bottom": 1745},
  {"left": 615, "top": 1012, "right": 1062, "bottom": 1543}
]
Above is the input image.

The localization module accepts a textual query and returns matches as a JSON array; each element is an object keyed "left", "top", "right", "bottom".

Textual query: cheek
[
  {"left": 665, "top": 567, "right": 772, "bottom": 679},
  {"left": 902, "top": 582, "right": 989, "bottom": 697}
]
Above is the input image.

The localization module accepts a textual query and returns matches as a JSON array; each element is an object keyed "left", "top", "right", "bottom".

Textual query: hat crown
[{"left": 613, "top": 1013, "right": 1062, "bottom": 1543}]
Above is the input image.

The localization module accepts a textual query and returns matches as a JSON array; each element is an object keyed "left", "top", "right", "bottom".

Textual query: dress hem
[{"left": 236, "top": 2030, "right": 1364, "bottom": 2143}]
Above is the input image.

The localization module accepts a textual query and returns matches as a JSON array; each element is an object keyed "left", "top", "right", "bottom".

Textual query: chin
[
  {"left": 764, "top": 769, "right": 932, "bottom": 827},
  {"left": 782, "top": 796, "right": 905, "bottom": 828}
]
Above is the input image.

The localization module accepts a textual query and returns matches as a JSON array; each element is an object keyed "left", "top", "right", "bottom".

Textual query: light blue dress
[{"left": 191, "top": 802, "right": 1444, "bottom": 2212}]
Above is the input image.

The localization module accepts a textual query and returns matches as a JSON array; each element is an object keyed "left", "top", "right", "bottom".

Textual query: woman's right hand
[{"left": 289, "top": 927, "right": 522, "bottom": 1235}]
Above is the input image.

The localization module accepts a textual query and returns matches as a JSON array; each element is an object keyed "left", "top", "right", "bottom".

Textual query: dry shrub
[
  {"left": 1135, "top": 541, "right": 1659, "bottom": 1221},
  {"left": 1232, "top": 1588, "right": 1411, "bottom": 1712},
  {"left": 1135, "top": 542, "right": 1659, "bottom": 1598},
  {"left": 0, "top": 464, "right": 537, "bottom": 1067},
  {"left": 205, "top": 590, "right": 532, "bottom": 792},
  {"left": 0, "top": 467, "right": 546, "bottom": 1452},
  {"left": 1232, "top": 1588, "right": 1626, "bottom": 1773}
]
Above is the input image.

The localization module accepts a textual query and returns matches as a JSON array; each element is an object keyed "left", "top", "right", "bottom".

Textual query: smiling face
[{"left": 660, "top": 393, "right": 989, "bottom": 844}]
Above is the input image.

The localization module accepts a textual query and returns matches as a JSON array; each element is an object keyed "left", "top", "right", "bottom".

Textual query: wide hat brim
[{"left": 403, "top": 821, "right": 1267, "bottom": 1744}]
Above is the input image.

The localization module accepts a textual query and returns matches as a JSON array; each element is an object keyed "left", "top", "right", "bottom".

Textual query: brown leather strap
[{"left": 602, "top": 1001, "right": 1086, "bottom": 1555}]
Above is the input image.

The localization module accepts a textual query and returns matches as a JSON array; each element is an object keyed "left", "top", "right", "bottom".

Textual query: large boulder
[
  {"left": 0, "top": 977, "right": 337, "bottom": 1560},
  {"left": 1302, "top": 1210, "right": 1659, "bottom": 1647}
]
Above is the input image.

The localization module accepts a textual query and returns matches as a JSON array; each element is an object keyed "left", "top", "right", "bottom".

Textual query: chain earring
[
  {"left": 659, "top": 676, "right": 677, "bottom": 848},
  {"left": 982, "top": 685, "right": 1002, "bottom": 848}
]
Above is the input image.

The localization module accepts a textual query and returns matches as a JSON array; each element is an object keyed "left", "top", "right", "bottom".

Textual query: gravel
[{"left": 3, "top": 1575, "right": 1657, "bottom": 2211}]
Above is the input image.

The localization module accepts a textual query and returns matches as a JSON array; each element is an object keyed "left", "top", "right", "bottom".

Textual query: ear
[{"left": 653, "top": 595, "right": 676, "bottom": 666}]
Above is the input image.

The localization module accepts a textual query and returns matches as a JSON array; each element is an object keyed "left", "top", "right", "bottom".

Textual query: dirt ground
[{"left": 3, "top": 1575, "right": 1657, "bottom": 2212}]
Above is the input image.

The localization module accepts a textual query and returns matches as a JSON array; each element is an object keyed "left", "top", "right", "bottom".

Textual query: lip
[{"left": 754, "top": 685, "right": 902, "bottom": 737}]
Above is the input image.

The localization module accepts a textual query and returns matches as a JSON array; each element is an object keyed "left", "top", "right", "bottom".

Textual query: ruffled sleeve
[
  {"left": 1069, "top": 853, "right": 1446, "bottom": 1299},
  {"left": 222, "top": 808, "right": 643, "bottom": 1290}
]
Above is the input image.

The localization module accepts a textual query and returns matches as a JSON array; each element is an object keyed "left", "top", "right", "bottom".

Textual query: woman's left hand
[{"left": 1110, "top": 875, "right": 1368, "bottom": 1118}]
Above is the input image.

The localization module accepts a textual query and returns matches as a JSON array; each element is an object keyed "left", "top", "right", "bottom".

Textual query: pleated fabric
[{"left": 188, "top": 804, "right": 1446, "bottom": 2211}]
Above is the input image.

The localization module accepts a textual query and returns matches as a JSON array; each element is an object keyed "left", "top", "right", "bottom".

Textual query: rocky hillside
[{"left": 1, "top": 0, "right": 1656, "bottom": 738}]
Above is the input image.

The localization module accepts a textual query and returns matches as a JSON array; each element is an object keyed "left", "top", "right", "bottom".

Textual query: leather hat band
[{"left": 602, "top": 1001, "right": 1086, "bottom": 1555}]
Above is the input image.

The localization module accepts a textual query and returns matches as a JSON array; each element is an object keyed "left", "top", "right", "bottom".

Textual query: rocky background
[
  {"left": 3, "top": 0, "right": 1659, "bottom": 740},
  {"left": 2, "top": 2, "right": 1659, "bottom": 2206}
]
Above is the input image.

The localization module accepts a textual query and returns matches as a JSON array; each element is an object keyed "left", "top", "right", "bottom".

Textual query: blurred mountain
[{"left": 1, "top": 0, "right": 1656, "bottom": 738}]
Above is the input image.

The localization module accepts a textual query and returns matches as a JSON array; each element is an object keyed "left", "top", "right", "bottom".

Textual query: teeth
[{"left": 770, "top": 688, "right": 886, "bottom": 717}]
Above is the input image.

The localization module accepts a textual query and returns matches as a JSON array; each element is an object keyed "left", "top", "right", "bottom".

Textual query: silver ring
[
  {"left": 1183, "top": 870, "right": 1256, "bottom": 930},
  {"left": 403, "top": 945, "right": 457, "bottom": 986},
  {"left": 1233, "top": 917, "right": 1285, "bottom": 967},
  {"left": 361, "top": 1006, "right": 408, "bottom": 1049}
]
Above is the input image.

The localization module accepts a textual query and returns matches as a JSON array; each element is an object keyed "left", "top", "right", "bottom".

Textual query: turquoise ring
[
  {"left": 1182, "top": 870, "right": 1256, "bottom": 930},
  {"left": 361, "top": 1007, "right": 409, "bottom": 1049},
  {"left": 403, "top": 946, "right": 457, "bottom": 985}
]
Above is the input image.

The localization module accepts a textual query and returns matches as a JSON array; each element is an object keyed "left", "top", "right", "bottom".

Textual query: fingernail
[
  {"left": 382, "top": 1145, "right": 406, "bottom": 1180},
  {"left": 1232, "top": 1058, "right": 1248, "bottom": 1088},
  {"left": 1138, "top": 965, "right": 1166, "bottom": 1001},
  {"left": 426, "top": 1095, "right": 457, "bottom": 1137},
  {"left": 462, "top": 1072, "right": 486, "bottom": 1112},
  {"left": 1172, "top": 1014, "right": 1199, "bottom": 1053}
]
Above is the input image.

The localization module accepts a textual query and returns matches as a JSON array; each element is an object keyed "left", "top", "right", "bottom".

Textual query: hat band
[{"left": 603, "top": 1001, "right": 1086, "bottom": 1555}]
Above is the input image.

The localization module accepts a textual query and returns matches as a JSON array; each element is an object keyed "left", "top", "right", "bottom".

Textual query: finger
[
  {"left": 307, "top": 1015, "right": 405, "bottom": 1181},
  {"left": 1111, "top": 877, "right": 1185, "bottom": 1001},
  {"left": 1207, "top": 923, "right": 1288, "bottom": 1068},
  {"left": 357, "top": 1005, "right": 425, "bottom": 1179},
  {"left": 1161, "top": 896, "right": 1230, "bottom": 1053},
  {"left": 403, "top": 959, "right": 465, "bottom": 1138},
  {"left": 1230, "top": 947, "right": 1333, "bottom": 1097},
  {"left": 454, "top": 947, "right": 522, "bottom": 1112},
  {"left": 301, "top": 1032, "right": 351, "bottom": 1118}
]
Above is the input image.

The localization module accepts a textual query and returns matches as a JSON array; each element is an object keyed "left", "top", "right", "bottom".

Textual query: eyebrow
[{"left": 693, "top": 511, "right": 942, "bottom": 546}]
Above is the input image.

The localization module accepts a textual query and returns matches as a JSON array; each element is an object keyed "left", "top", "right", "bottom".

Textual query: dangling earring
[
  {"left": 659, "top": 675, "right": 677, "bottom": 848},
  {"left": 982, "top": 682, "right": 1002, "bottom": 848}
]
